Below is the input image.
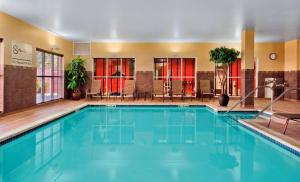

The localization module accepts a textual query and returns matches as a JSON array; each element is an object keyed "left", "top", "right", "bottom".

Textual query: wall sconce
[{"left": 51, "top": 44, "right": 61, "bottom": 52}]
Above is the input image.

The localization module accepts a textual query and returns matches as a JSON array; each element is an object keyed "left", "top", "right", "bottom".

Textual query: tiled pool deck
[{"left": 0, "top": 98, "right": 299, "bottom": 152}]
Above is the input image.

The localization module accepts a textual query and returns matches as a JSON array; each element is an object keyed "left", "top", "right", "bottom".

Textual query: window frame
[
  {"left": 36, "top": 49, "right": 64, "bottom": 104},
  {"left": 93, "top": 58, "right": 136, "bottom": 97},
  {"left": 154, "top": 57, "right": 197, "bottom": 96},
  {"left": 214, "top": 59, "right": 241, "bottom": 96}
]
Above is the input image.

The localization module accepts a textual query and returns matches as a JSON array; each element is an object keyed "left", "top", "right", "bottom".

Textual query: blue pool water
[{"left": 0, "top": 106, "right": 300, "bottom": 182}]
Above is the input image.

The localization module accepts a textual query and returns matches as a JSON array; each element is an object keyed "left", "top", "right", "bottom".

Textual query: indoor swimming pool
[{"left": 0, "top": 106, "right": 299, "bottom": 182}]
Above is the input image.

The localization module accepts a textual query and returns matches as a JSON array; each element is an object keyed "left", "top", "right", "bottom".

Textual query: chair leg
[
  {"left": 283, "top": 119, "right": 290, "bottom": 134},
  {"left": 267, "top": 118, "right": 272, "bottom": 127}
]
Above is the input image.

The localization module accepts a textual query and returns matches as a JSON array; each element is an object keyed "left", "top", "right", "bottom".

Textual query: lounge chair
[
  {"left": 152, "top": 80, "right": 165, "bottom": 101},
  {"left": 199, "top": 80, "right": 214, "bottom": 101},
  {"left": 170, "top": 80, "right": 185, "bottom": 101},
  {"left": 122, "top": 80, "right": 136, "bottom": 100},
  {"left": 268, "top": 113, "right": 300, "bottom": 134},
  {"left": 86, "top": 80, "right": 102, "bottom": 99}
]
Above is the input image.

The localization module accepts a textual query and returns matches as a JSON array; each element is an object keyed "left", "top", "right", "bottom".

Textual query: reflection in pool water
[{"left": 0, "top": 106, "right": 299, "bottom": 182}]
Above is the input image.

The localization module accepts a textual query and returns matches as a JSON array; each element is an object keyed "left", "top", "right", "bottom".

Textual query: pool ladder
[
  {"left": 255, "top": 88, "right": 300, "bottom": 119},
  {"left": 225, "top": 85, "right": 278, "bottom": 125},
  {"left": 226, "top": 85, "right": 274, "bottom": 114}
]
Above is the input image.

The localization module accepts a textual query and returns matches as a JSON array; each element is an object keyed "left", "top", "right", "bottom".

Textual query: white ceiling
[{"left": 0, "top": 0, "right": 300, "bottom": 42}]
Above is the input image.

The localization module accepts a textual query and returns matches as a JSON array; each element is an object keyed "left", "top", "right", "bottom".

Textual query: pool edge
[
  {"left": 0, "top": 103, "right": 89, "bottom": 144},
  {"left": 238, "top": 119, "right": 300, "bottom": 157}
]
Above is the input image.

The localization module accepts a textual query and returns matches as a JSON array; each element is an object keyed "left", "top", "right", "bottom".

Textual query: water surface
[{"left": 0, "top": 106, "right": 299, "bottom": 182}]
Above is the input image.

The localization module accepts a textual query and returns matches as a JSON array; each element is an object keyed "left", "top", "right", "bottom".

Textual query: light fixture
[{"left": 51, "top": 44, "right": 61, "bottom": 52}]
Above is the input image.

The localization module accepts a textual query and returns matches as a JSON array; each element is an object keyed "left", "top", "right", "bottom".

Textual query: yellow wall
[
  {"left": 255, "top": 42, "right": 285, "bottom": 71},
  {"left": 0, "top": 12, "right": 73, "bottom": 67},
  {"left": 89, "top": 42, "right": 241, "bottom": 72},
  {"left": 241, "top": 30, "right": 255, "bottom": 70},
  {"left": 87, "top": 42, "right": 285, "bottom": 72},
  {"left": 284, "top": 40, "right": 298, "bottom": 71}
]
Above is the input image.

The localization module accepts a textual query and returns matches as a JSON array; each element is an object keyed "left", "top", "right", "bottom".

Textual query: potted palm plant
[
  {"left": 209, "top": 47, "right": 240, "bottom": 106},
  {"left": 66, "top": 56, "right": 88, "bottom": 100}
]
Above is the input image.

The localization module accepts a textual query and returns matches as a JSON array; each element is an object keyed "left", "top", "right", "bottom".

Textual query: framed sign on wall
[{"left": 11, "top": 40, "right": 32, "bottom": 67}]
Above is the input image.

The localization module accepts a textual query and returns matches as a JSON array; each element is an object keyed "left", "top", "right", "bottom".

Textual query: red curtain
[
  {"left": 94, "top": 58, "right": 106, "bottom": 93},
  {"left": 183, "top": 58, "right": 195, "bottom": 95},
  {"left": 168, "top": 58, "right": 181, "bottom": 79},
  {"left": 94, "top": 58, "right": 137, "bottom": 96}
]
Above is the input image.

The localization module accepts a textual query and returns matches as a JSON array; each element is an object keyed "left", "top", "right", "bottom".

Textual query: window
[
  {"left": 36, "top": 49, "right": 63, "bottom": 103},
  {"left": 94, "top": 58, "right": 135, "bottom": 96},
  {"left": 228, "top": 59, "right": 241, "bottom": 96},
  {"left": 215, "top": 59, "right": 241, "bottom": 96},
  {"left": 154, "top": 58, "right": 196, "bottom": 96},
  {"left": 214, "top": 59, "right": 257, "bottom": 96}
]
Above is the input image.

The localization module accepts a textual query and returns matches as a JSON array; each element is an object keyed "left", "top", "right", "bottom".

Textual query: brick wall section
[
  {"left": 257, "top": 71, "right": 284, "bottom": 98},
  {"left": 196, "top": 71, "right": 214, "bottom": 91},
  {"left": 241, "top": 69, "right": 254, "bottom": 106},
  {"left": 284, "top": 71, "right": 300, "bottom": 100},
  {"left": 135, "top": 71, "right": 153, "bottom": 94},
  {"left": 4, "top": 65, "right": 36, "bottom": 112}
]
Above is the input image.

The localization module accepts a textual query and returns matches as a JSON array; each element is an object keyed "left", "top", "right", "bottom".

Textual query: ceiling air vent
[{"left": 73, "top": 42, "right": 91, "bottom": 56}]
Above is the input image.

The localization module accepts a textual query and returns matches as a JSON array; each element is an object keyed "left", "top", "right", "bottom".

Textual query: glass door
[{"left": 36, "top": 49, "right": 63, "bottom": 103}]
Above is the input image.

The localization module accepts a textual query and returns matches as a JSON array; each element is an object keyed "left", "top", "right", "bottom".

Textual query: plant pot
[
  {"left": 218, "top": 94, "right": 229, "bottom": 106},
  {"left": 71, "top": 91, "right": 81, "bottom": 100}
]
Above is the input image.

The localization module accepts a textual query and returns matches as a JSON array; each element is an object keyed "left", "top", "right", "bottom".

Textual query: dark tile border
[{"left": 238, "top": 120, "right": 300, "bottom": 157}]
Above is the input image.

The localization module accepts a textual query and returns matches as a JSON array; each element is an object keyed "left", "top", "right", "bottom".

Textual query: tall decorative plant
[
  {"left": 209, "top": 46, "right": 240, "bottom": 106},
  {"left": 66, "top": 56, "right": 88, "bottom": 100}
]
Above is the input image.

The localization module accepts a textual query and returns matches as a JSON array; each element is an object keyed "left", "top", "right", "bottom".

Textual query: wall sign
[{"left": 11, "top": 40, "right": 32, "bottom": 67}]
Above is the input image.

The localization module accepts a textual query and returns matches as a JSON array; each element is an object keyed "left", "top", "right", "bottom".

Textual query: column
[
  {"left": 241, "top": 29, "right": 255, "bottom": 107},
  {"left": 284, "top": 39, "right": 300, "bottom": 100}
]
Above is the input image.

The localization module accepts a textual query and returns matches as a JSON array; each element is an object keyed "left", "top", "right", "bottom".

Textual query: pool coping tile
[{"left": 238, "top": 119, "right": 300, "bottom": 157}]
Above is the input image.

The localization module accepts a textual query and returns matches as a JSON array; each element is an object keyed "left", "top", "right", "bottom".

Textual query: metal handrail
[
  {"left": 226, "top": 85, "right": 273, "bottom": 114},
  {"left": 255, "top": 88, "right": 300, "bottom": 118}
]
